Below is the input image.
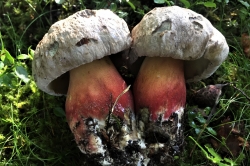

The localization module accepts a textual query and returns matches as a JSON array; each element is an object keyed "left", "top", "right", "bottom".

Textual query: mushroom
[
  {"left": 131, "top": 6, "right": 229, "bottom": 162},
  {"left": 32, "top": 9, "right": 145, "bottom": 165}
]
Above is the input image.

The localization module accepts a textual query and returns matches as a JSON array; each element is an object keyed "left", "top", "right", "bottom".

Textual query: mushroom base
[
  {"left": 133, "top": 57, "right": 186, "bottom": 164},
  {"left": 137, "top": 107, "right": 184, "bottom": 165},
  {"left": 65, "top": 57, "right": 147, "bottom": 165}
]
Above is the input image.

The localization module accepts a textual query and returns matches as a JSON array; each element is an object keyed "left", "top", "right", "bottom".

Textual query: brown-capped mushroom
[
  {"left": 32, "top": 9, "right": 146, "bottom": 165},
  {"left": 131, "top": 6, "right": 229, "bottom": 163}
]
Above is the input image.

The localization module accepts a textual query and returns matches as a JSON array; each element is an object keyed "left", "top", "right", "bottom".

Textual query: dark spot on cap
[
  {"left": 152, "top": 19, "right": 172, "bottom": 34},
  {"left": 145, "top": 11, "right": 153, "bottom": 17},
  {"left": 48, "top": 41, "right": 59, "bottom": 57},
  {"left": 76, "top": 38, "right": 98, "bottom": 46},
  {"left": 189, "top": 16, "right": 203, "bottom": 21},
  {"left": 79, "top": 9, "right": 96, "bottom": 18},
  {"left": 76, "top": 38, "right": 90, "bottom": 46},
  {"left": 192, "top": 21, "right": 203, "bottom": 31}
]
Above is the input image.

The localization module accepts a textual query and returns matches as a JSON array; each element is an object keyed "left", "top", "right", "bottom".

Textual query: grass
[
  {"left": 1, "top": 0, "right": 250, "bottom": 165},
  {"left": 0, "top": 80, "right": 89, "bottom": 165},
  {"left": 183, "top": 50, "right": 250, "bottom": 165}
]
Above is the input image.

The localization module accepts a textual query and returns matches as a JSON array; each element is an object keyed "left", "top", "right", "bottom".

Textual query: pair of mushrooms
[{"left": 32, "top": 6, "right": 229, "bottom": 165}]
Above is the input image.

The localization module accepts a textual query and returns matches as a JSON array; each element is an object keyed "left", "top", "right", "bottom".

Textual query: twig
[
  {"left": 111, "top": 85, "right": 131, "bottom": 114},
  {"left": 229, "top": 84, "right": 250, "bottom": 101},
  {"left": 106, "top": 85, "right": 131, "bottom": 130}
]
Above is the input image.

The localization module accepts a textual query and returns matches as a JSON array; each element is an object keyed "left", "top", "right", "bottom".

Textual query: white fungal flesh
[
  {"left": 137, "top": 139, "right": 146, "bottom": 149},
  {"left": 76, "top": 115, "right": 149, "bottom": 165},
  {"left": 99, "top": 159, "right": 112, "bottom": 166},
  {"left": 175, "top": 107, "right": 184, "bottom": 134}
]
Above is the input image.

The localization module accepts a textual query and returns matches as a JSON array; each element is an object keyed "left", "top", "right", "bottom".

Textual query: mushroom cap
[
  {"left": 131, "top": 6, "right": 229, "bottom": 82},
  {"left": 32, "top": 9, "right": 132, "bottom": 96}
]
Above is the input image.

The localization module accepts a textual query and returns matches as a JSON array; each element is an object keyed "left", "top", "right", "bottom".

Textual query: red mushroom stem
[
  {"left": 65, "top": 57, "right": 136, "bottom": 155},
  {"left": 133, "top": 57, "right": 186, "bottom": 122}
]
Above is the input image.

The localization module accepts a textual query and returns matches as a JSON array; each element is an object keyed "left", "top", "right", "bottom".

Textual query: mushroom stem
[
  {"left": 133, "top": 57, "right": 186, "bottom": 161},
  {"left": 65, "top": 57, "right": 137, "bottom": 156},
  {"left": 133, "top": 56, "right": 186, "bottom": 122}
]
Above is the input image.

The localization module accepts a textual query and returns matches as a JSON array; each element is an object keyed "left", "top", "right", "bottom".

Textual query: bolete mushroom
[
  {"left": 32, "top": 9, "right": 145, "bottom": 165},
  {"left": 131, "top": 6, "right": 229, "bottom": 163}
]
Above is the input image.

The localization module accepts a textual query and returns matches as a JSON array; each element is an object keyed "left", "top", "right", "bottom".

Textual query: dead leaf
[
  {"left": 192, "top": 84, "right": 228, "bottom": 108},
  {"left": 210, "top": 117, "right": 249, "bottom": 157},
  {"left": 241, "top": 33, "right": 250, "bottom": 57}
]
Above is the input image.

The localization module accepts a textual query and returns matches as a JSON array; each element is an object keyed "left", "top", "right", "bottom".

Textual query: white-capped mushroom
[
  {"left": 132, "top": 6, "right": 229, "bottom": 122},
  {"left": 131, "top": 6, "right": 229, "bottom": 163},
  {"left": 32, "top": 9, "right": 145, "bottom": 165}
]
